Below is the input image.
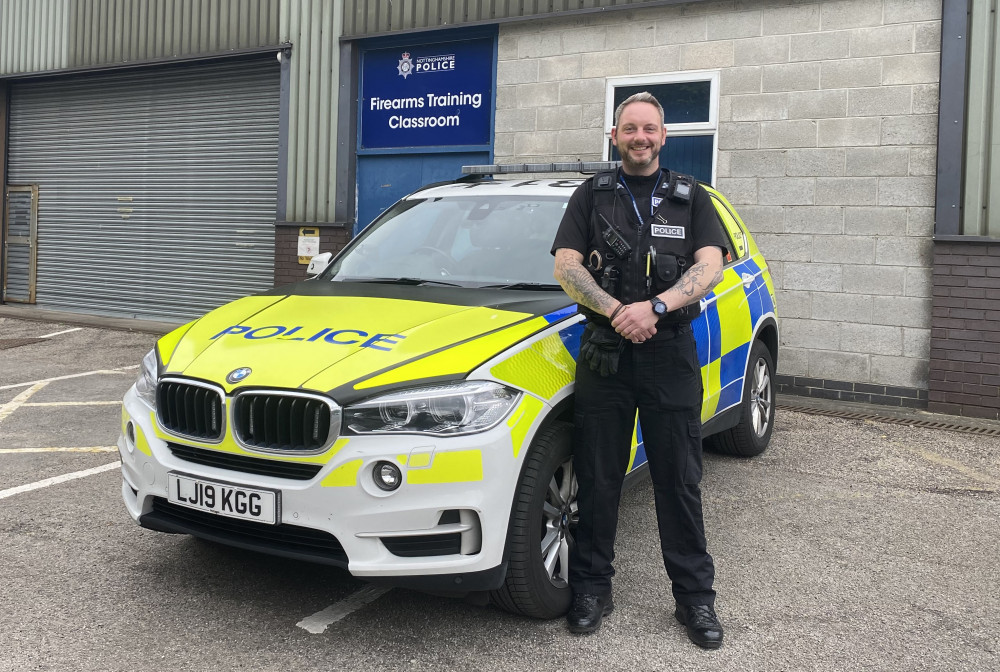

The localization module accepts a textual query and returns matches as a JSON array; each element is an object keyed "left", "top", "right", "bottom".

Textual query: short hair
[{"left": 614, "top": 91, "right": 665, "bottom": 126}]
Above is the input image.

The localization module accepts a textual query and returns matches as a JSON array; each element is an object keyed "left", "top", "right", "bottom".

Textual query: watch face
[{"left": 652, "top": 298, "right": 666, "bottom": 315}]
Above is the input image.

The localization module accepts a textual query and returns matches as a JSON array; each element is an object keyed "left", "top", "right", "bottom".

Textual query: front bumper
[{"left": 118, "top": 385, "right": 546, "bottom": 591}]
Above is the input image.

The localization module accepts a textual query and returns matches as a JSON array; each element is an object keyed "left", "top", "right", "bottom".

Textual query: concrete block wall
[{"left": 496, "top": 0, "right": 940, "bottom": 398}]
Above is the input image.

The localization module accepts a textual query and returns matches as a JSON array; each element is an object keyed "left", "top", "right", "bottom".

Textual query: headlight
[
  {"left": 345, "top": 381, "right": 522, "bottom": 436},
  {"left": 134, "top": 348, "right": 159, "bottom": 408}
]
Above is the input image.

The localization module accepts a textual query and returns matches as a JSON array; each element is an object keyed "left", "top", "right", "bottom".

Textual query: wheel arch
[
  {"left": 492, "top": 397, "right": 575, "bottom": 574},
  {"left": 753, "top": 316, "right": 779, "bottom": 373}
]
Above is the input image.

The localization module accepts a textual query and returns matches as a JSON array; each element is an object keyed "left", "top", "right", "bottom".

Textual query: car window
[
  {"left": 325, "top": 195, "right": 568, "bottom": 285},
  {"left": 709, "top": 196, "right": 748, "bottom": 264}
]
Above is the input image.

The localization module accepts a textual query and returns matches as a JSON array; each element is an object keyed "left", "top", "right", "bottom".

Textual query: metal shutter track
[{"left": 7, "top": 58, "right": 279, "bottom": 321}]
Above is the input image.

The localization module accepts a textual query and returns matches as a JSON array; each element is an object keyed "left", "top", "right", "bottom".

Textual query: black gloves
[{"left": 579, "top": 321, "right": 625, "bottom": 377}]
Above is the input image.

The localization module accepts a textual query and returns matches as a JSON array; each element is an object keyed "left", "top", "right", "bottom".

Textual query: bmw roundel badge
[{"left": 227, "top": 367, "right": 252, "bottom": 384}]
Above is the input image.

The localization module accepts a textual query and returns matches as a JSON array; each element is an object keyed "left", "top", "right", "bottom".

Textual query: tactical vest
[{"left": 585, "top": 168, "right": 700, "bottom": 324}]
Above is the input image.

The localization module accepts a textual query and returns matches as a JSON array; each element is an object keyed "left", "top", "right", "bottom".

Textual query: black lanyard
[{"left": 619, "top": 171, "right": 664, "bottom": 226}]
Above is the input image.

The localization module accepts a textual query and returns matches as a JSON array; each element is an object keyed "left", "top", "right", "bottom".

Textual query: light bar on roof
[{"left": 461, "top": 161, "right": 621, "bottom": 176}]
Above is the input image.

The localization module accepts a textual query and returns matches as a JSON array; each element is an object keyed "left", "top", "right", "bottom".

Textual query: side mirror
[{"left": 306, "top": 252, "right": 333, "bottom": 277}]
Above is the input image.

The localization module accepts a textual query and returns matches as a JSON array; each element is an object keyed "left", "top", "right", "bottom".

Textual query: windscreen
[{"left": 322, "top": 195, "right": 568, "bottom": 286}]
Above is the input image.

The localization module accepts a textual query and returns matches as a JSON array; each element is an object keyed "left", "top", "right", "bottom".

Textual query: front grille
[
  {"left": 157, "top": 379, "right": 224, "bottom": 441},
  {"left": 167, "top": 443, "right": 323, "bottom": 480},
  {"left": 232, "top": 391, "right": 339, "bottom": 452},
  {"left": 147, "top": 498, "right": 348, "bottom": 566},
  {"left": 381, "top": 533, "right": 462, "bottom": 557}
]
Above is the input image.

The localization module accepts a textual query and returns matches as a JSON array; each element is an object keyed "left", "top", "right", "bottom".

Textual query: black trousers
[{"left": 569, "top": 326, "right": 716, "bottom": 606}]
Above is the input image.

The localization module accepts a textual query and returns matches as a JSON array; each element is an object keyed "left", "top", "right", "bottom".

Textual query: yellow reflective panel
[
  {"left": 717, "top": 288, "right": 753, "bottom": 360},
  {"left": 711, "top": 267, "right": 742, "bottom": 296},
  {"left": 408, "top": 451, "right": 432, "bottom": 468},
  {"left": 134, "top": 421, "right": 152, "bottom": 457},
  {"left": 710, "top": 197, "right": 747, "bottom": 262},
  {"left": 491, "top": 332, "right": 576, "bottom": 401},
  {"left": 701, "top": 363, "right": 720, "bottom": 423},
  {"left": 322, "top": 458, "right": 363, "bottom": 487},
  {"left": 407, "top": 450, "right": 483, "bottom": 484},
  {"left": 156, "top": 320, "right": 196, "bottom": 368},
  {"left": 626, "top": 411, "right": 640, "bottom": 472},
  {"left": 507, "top": 394, "right": 545, "bottom": 458},
  {"left": 354, "top": 316, "right": 546, "bottom": 390}
]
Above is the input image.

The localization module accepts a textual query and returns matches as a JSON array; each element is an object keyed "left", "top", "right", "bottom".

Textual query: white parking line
[
  {"left": 22, "top": 401, "right": 122, "bottom": 407},
  {"left": 40, "top": 327, "right": 83, "bottom": 338},
  {"left": 0, "top": 462, "right": 119, "bottom": 501},
  {"left": 0, "top": 382, "right": 48, "bottom": 424},
  {"left": 0, "top": 366, "right": 137, "bottom": 391},
  {"left": 0, "top": 447, "right": 117, "bottom": 454},
  {"left": 296, "top": 585, "right": 393, "bottom": 633}
]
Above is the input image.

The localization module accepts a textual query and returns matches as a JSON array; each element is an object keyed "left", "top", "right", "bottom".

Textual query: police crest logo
[{"left": 397, "top": 52, "right": 414, "bottom": 79}]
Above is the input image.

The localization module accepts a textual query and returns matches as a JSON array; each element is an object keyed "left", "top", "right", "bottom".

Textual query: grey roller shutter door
[{"left": 6, "top": 57, "right": 279, "bottom": 321}]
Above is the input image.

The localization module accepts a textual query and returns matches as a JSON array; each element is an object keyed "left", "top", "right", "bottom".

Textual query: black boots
[
  {"left": 566, "top": 593, "right": 615, "bottom": 634},
  {"left": 674, "top": 603, "right": 724, "bottom": 649}
]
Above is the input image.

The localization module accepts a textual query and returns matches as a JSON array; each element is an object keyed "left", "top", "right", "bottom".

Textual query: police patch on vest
[
  {"left": 651, "top": 223, "right": 685, "bottom": 238},
  {"left": 651, "top": 196, "right": 662, "bottom": 209}
]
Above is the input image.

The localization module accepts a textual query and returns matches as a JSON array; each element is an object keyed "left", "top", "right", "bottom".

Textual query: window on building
[
  {"left": 960, "top": 0, "right": 1000, "bottom": 236},
  {"left": 604, "top": 71, "right": 720, "bottom": 186}
]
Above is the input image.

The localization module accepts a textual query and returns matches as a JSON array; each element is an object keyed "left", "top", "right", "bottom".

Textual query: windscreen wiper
[
  {"left": 355, "top": 277, "right": 462, "bottom": 287},
  {"left": 480, "top": 282, "right": 563, "bottom": 290}
]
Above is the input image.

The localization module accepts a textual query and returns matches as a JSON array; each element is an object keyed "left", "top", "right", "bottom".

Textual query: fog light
[
  {"left": 373, "top": 461, "right": 402, "bottom": 491},
  {"left": 126, "top": 422, "right": 136, "bottom": 453}
]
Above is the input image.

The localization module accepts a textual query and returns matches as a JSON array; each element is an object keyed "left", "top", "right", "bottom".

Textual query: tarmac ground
[{"left": 1, "top": 311, "right": 998, "bottom": 671}]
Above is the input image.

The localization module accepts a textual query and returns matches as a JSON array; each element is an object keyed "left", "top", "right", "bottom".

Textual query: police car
[{"left": 118, "top": 163, "right": 778, "bottom": 619}]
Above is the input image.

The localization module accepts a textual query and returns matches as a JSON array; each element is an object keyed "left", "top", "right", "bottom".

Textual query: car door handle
[{"left": 741, "top": 272, "right": 754, "bottom": 288}]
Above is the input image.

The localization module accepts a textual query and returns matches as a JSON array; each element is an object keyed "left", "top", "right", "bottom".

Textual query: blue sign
[{"left": 361, "top": 38, "right": 493, "bottom": 149}]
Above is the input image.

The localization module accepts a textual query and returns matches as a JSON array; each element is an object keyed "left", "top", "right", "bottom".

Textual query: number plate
[{"left": 167, "top": 473, "right": 278, "bottom": 525}]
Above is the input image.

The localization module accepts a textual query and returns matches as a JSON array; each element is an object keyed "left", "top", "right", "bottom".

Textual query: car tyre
[
  {"left": 490, "top": 421, "right": 575, "bottom": 619},
  {"left": 706, "top": 340, "right": 775, "bottom": 457}
]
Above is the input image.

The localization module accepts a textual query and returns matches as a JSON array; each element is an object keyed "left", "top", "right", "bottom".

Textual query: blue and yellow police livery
[{"left": 118, "top": 165, "right": 778, "bottom": 619}]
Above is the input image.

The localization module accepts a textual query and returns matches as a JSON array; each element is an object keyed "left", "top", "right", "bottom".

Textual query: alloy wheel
[
  {"left": 750, "top": 357, "right": 772, "bottom": 438},
  {"left": 539, "top": 458, "right": 577, "bottom": 587}
]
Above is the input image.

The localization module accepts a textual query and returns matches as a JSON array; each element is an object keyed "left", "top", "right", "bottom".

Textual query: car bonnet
[{"left": 157, "top": 282, "right": 575, "bottom": 404}]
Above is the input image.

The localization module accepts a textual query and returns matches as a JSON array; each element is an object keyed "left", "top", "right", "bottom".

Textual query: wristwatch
[{"left": 650, "top": 296, "right": 667, "bottom": 316}]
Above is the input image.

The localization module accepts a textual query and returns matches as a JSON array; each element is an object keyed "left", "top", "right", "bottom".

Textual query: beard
[{"left": 617, "top": 141, "right": 659, "bottom": 173}]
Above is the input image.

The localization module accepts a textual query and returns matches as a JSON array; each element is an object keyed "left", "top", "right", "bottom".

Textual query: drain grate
[
  {"left": 0, "top": 338, "right": 47, "bottom": 350},
  {"left": 778, "top": 401, "right": 1000, "bottom": 437}
]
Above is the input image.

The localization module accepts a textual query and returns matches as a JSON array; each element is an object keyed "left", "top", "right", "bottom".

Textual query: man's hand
[
  {"left": 553, "top": 248, "right": 619, "bottom": 317},
  {"left": 612, "top": 302, "right": 658, "bottom": 343}
]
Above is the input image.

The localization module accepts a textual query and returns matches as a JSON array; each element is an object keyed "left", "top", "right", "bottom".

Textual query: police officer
[{"left": 551, "top": 92, "right": 728, "bottom": 648}]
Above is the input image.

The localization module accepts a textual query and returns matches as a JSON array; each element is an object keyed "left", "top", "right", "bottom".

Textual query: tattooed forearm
[
  {"left": 554, "top": 249, "right": 618, "bottom": 316},
  {"left": 676, "top": 262, "right": 709, "bottom": 298},
  {"left": 677, "top": 261, "right": 722, "bottom": 297},
  {"left": 665, "top": 256, "right": 724, "bottom": 309}
]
